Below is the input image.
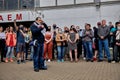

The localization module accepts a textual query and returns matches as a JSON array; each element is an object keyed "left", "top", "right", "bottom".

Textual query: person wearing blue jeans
[
  {"left": 56, "top": 28, "right": 66, "bottom": 62},
  {"left": 82, "top": 41, "right": 86, "bottom": 59},
  {"left": 57, "top": 46, "right": 65, "bottom": 62},
  {"left": 6, "top": 47, "right": 14, "bottom": 60},
  {"left": 82, "top": 24, "right": 94, "bottom": 62},
  {"left": 33, "top": 43, "right": 45, "bottom": 70},
  {"left": 30, "top": 17, "right": 48, "bottom": 72},
  {"left": 98, "top": 39, "right": 111, "bottom": 60},
  {"left": 98, "top": 20, "right": 111, "bottom": 63},
  {"left": 30, "top": 46, "right": 34, "bottom": 61},
  {"left": 83, "top": 41, "right": 93, "bottom": 61}
]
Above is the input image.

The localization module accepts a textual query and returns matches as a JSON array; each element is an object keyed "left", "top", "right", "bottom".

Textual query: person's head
[
  {"left": 93, "top": 26, "right": 96, "bottom": 30},
  {"left": 97, "top": 22, "right": 101, "bottom": 27},
  {"left": 85, "top": 24, "right": 91, "bottom": 30},
  {"left": 64, "top": 26, "right": 69, "bottom": 32},
  {"left": 76, "top": 26, "right": 80, "bottom": 31},
  {"left": 115, "top": 22, "right": 120, "bottom": 30},
  {"left": 28, "top": 28, "right": 30, "bottom": 31},
  {"left": 5, "top": 26, "right": 9, "bottom": 32},
  {"left": 0, "top": 26, "right": 3, "bottom": 32},
  {"left": 24, "top": 27, "right": 28, "bottom": 32},
  {"left": 70, "top": 25, "right": 77, "bottom": 33},
  {"left": 71, "top": 25, "right": 75, "bottom": 29},
  {"left": 19, "top": 24, "right": 24, "bottom": 30},
  {"left": 109, "top": 22, "right": 112, "bottom": 25},
  {"left": 101, "top": 20, "right": 106, "bottom": 26},
  {"left": 53, "top": 24, "right": 57, "bottom": 29},
  {"left": 115, "top": 22, "right": 120, "bottom": 27},
  {"left": 47, "top": 26, "right": 51, "bottom": 31},
  {"left": 109, "top": 21, "right": 114, "bottom": 27},
  {"left": 58, "top": 28, "right": 62, "bottom": 34},
  {"left": 9, "top": 26, "right": 14, "bottom": 32},
  {"left": 36, "top": 17, "right": 43, "bottom": 24}
]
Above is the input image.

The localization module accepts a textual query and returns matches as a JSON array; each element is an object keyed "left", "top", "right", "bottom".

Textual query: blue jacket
[{"left": 30, "top": 22, "right": 45, "bottom": 43}]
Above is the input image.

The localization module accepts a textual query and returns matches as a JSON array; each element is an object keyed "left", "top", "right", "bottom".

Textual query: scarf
[{"left": 34, "top": 22, "right": 46, "bottom": 36}]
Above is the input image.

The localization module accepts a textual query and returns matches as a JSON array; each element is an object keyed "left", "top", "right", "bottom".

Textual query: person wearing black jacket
[
  {"left": 0, "top": 26, "right": 6, "bottom": 62},
  {"left": 112, "top": 22, "right": 120, "bottom": 63},
  {"left": 76, "top": 26, "right": 82, "bottom": 59},
  {"left": 30, "top": 17, "right": 48, "bottom": 72}
]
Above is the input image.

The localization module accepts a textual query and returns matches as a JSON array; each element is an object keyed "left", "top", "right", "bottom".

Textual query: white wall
[
  {"left": 40, "top": 0, "right": 56, "bottom": 7},
  {"left": 40, "top": 4, "right": 120, "bottom": 29},
  {"left": 37, "top": 0, "right": 94, "bottom": 7},
  {"left": 101, "top": 0, "right": 120, "bottom": 2},
  {"left": 76, "top": 0, "right": 93, "bottom": 4},
  {"left": 36, "top": 0, "right": 120, "bottom": 8},
  {"left": 57, "top": 0, "right": 74, "bottom": 5}
]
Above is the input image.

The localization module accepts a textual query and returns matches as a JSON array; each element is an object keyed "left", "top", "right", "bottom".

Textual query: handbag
[{"left": 92, "top": 42, "right": 96, "bottom": 49}]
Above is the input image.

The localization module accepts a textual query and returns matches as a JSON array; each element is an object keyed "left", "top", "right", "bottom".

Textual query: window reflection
[
  {"left": 4, "top": 0, "right": 18, "bottom": 10},
  {"left": 20, "top": 0, "right": 34, "bottom": 9}
]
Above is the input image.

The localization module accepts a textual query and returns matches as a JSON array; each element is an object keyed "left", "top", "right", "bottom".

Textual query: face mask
[
  {"left": 65, "top": 30, "right": 69, "bottom": 33},
  {"left": 47, "top": 29, "right": 51, "bottom": 31},
  {"left": 77, "top": 29, "right": 79, "bottom": 31},
  {"left": 59, "top": 30, "right": 62, "bottom": 33},
  {"left": 53, "top": 26, "right": 56, "bottom": 29},
  {"left": 19, "top": 27, "right": 23, "bottom": 30},
  {"left": 25, "top": 31, "right": 28, "bottom": 33}
]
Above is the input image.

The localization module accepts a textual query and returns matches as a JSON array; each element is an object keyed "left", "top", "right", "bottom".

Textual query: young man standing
[
  {"left": 14, "top": 20, "right": 26, "bottom": 64},
  {"left": 30, "top": 17, "right": 48, "bottom": 72}
]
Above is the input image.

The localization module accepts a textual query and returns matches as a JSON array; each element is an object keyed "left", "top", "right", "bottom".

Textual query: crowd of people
[
  {"left": 0, "top": 17, "right": 120, "bottom": 71},
  {"left": 0, "top": 21, "right": 33, "bottom": 63}
]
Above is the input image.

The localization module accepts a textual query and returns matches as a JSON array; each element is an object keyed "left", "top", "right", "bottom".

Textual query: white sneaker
[
  {"left": 112, "top": 61, "right": 115, "bottom": 63},
  {"left": 109, "top": 47, "right": 113, "bottom": 49},
  {"left": 48, "top": 59, "right": 51, "bottom": 62},
  {"left": 83, "top": 57, "right": 86, "bottom": 60}
]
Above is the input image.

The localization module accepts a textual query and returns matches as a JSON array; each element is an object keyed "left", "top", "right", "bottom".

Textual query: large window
[
  {"left": 0, "top": 0, "right": 34, "bottom": 11},
  {"left": 4, "top": 0, "right": 18, "bottom": 10},
  {"left": 35, "top": 0, "right": 40, "bottom": 7},
  {"left": 40, "top": 0, "right": 56, "bottom": 7},
  {"left": 20, "top": 0, "right": 34, "bottom": 9},
  {"left": 0, "top": 0, "right": 4, "bottom": 10}
]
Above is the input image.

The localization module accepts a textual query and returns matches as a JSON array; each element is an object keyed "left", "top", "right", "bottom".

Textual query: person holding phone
[{"left": 30, "top": 17, "right": 48, "bottom": 72}]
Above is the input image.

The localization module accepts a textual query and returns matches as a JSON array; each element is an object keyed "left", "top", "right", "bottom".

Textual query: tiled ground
[{"left": 0, "top": 60, "right": 120, "bottom": 80}]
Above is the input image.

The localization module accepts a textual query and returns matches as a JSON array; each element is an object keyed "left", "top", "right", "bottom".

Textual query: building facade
[{"left": 0, "top": 0, "right": 120, "bottom": 28}]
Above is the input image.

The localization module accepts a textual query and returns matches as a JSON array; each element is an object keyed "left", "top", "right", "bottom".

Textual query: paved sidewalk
[{"left": 0, "top": 61, "right": 120, "bottom": 80}]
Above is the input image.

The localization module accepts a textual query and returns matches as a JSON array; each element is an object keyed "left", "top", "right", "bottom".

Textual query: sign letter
[
  {"left": 16, "top": 14, "right": 22, "bottom": 20},
  {"left": 8, "top": 14, "right": 12, "bottom": 21},
  {"left": 0, "top": 15, "right": 3, "bottom": 21}
]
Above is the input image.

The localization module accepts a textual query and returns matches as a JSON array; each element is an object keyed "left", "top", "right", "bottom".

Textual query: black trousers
[
  {"left": 25, "top": 43, "right": 30, "bottom": 59},
  {"left": 52, "top": 39, "right": 58, "bottom": 60},
  {"left": 113, "top": 45, "right": 120, "bottom": 62},
  {"left": 77, "top": 40, "right": 82, "bottom": 58},
  {"left": 0, "top": 39, "right": 5, "bottom": 61}
]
